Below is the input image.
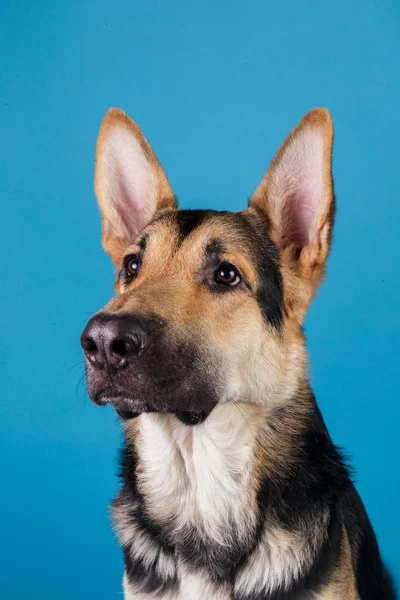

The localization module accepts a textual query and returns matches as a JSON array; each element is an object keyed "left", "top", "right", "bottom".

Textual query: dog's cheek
[
  {"left": 214, "top": 317, "right": 300, "bottom": 408},
  {"left": 208, "top": 312, "right": 266, "bottom": 403}
]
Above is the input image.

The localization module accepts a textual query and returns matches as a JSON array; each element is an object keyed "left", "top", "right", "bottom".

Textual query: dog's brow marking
[
  {"left": 138, "top": 234, "right": 148, "bottom": 250},
  {"left": 204, "top": 238, "right": 224, "bottom": 260}
]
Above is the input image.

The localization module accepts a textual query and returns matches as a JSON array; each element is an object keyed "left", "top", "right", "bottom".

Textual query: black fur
[
  {"left": 240, "top": 211, "right": 284, "bottom": 328},
  {"left": 123, "top": 550, "right": 178, "bottom": 597},
  {"left": 175, "top": 209, "right": 215, "bottom": 244}
]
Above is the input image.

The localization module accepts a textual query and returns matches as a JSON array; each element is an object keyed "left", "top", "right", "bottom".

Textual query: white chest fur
[{"left": 135, "top": 404, "right": 259, "bottom": 543}]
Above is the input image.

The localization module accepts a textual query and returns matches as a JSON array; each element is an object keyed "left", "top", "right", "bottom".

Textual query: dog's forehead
[{"left": 146, "top": 208, "right": 262, "bottom": 255}]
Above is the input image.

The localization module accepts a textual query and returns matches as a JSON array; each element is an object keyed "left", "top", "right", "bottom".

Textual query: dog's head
[{"left": 81, "top": 108, "right": 334, "bottom": 424}]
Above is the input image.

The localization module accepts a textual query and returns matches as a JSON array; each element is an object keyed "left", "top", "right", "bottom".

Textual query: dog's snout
[{"left": 80, "top": 315, "right": 149, "bottom": 372}]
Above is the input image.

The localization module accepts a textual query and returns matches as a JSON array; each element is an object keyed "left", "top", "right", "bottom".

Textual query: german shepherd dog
[{"left": 81, "top": 108, "right": 396, "bottom": 599}]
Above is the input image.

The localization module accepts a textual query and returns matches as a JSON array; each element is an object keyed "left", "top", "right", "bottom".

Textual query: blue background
[{"left": 1, "top": 1, "right": 399, "bottom": 597}]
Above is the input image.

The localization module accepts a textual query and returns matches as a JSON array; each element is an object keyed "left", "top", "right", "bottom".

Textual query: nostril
[
  {"left": 110, "top": 335, "right": 144, "bottom": 359},
  {"left": 82, "top": 336, "right": 98, "bottom": 354},
  {"left": 81, "top": 332, "right": 106, "bottom": 370},
  {"left": 111, "top": 339, "right": 130, "bottom": 357}
]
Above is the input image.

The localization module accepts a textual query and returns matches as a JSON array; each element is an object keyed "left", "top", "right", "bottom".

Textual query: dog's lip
[
  {"left": 94, "top": 386, "right": 142, "bottom": 407},
  {"left": 94, "top": 386, "right": 166, "bottom": 416},
  {"left": 93, "top": 387, "right": 211, "bottom": 425}
]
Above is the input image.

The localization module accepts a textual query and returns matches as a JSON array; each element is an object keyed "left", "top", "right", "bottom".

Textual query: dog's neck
[{"left": 123, "top": 397, "right": 310, "bottom": 541}]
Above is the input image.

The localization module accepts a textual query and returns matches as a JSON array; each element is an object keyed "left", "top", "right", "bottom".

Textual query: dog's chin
[
  {"left": 104, "top": 396, "right": 149, "bottom": 420},
  {"left": 92, "top": 390, "right": 211, "bottom": 426}
]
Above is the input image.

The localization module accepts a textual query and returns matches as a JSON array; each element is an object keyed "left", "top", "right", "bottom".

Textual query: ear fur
[
  {"left": 249, "top": 108, "right": 335, "bottom": 319},
  {"left": 94, "top": 108, "right": 177, "bottom": 264}
]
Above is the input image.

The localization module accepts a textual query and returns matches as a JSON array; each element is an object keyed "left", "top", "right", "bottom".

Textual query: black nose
[{"left": 80, "top": 314, "right": 148, "bottom": 371}]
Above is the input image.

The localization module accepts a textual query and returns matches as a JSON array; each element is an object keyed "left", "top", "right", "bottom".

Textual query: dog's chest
[
  {"left": 135, "top": 408, "right": 258, "bottom": 539},
  {"left": 116, "top": 407, "right": 319, "bottom": 599}
]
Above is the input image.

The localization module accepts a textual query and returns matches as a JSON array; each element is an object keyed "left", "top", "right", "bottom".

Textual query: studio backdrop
[{"left": 1, "top": 1, "right": 399, "bottom": 598}]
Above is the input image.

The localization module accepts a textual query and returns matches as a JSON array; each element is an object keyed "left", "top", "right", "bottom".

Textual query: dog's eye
[
  {"left": 214, "top": 263, "right": 241, "bottom": 286},
  {"left": 124, "top": 254, "right": 140, "bottom": 278}
]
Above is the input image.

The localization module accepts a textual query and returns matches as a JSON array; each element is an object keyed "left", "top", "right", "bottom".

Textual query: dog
[{"left": 81, "top": 107, "right": 396, "bottom": 599}]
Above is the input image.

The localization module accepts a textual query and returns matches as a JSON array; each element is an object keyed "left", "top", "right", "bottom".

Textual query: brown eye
[
  {"left": 125, "top": 254, "right": 140, "bottom": 278},
  {"left": 214, "top": 263, "right": 241, "bottom": 286}
]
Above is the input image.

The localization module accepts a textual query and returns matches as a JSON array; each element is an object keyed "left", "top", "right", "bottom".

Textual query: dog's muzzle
[{"left": 80, "top": 313, "right": 216, "bottom": 426}]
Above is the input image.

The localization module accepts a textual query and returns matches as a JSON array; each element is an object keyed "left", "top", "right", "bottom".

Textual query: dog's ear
[
  {"left": 249, "top": 108, "right": 334, "bottom": 317},
  {"left": 94, "top": 108, "right": 177, "bottom": 264}
]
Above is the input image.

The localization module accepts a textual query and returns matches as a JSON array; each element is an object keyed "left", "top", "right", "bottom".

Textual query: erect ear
[
  {"left": 249, "top": 108, "right": 335, "bottom": 316},
  {"left": 94, "top": 108, "right": 177, "bottom": 264}
]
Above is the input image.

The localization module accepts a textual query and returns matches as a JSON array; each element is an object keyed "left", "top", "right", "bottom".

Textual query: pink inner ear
[
  {"left": 115, "top": 162, "right": 153, "bottom": 239},
  {"left": 104, "top": 128, "right": 157, "bottom": 240},
  {"left": 274, "top": 129, "right": 324, "bottom": 249},
  {"left": 281, "top": 193, "right": 319, "bottom": 248}
]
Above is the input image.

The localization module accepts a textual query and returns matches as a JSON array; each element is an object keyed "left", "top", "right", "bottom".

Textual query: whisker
[
  {"left": 76, "top": 371, "right": 89, "bottom": 405},
  {"left": 66, "top": 360, "right": 85, "bottom": 375},
  {"left": 229, "top": 399, "right": 251, "bottom": 431},
  {"left": 231, "top": 401, "right": 252, "bottom": 417},
  {"left": 263, "top": 355, "right": 285, "bottom": 376}
]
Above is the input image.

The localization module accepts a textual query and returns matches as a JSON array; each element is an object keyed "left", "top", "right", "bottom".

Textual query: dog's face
[{"left": 81, "top": 108, "right": 334, "bottom": 424}]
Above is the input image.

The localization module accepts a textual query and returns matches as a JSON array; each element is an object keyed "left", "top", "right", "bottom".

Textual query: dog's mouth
[{"left": 94, "top": 387, "right": 209, "bottom": 425}]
